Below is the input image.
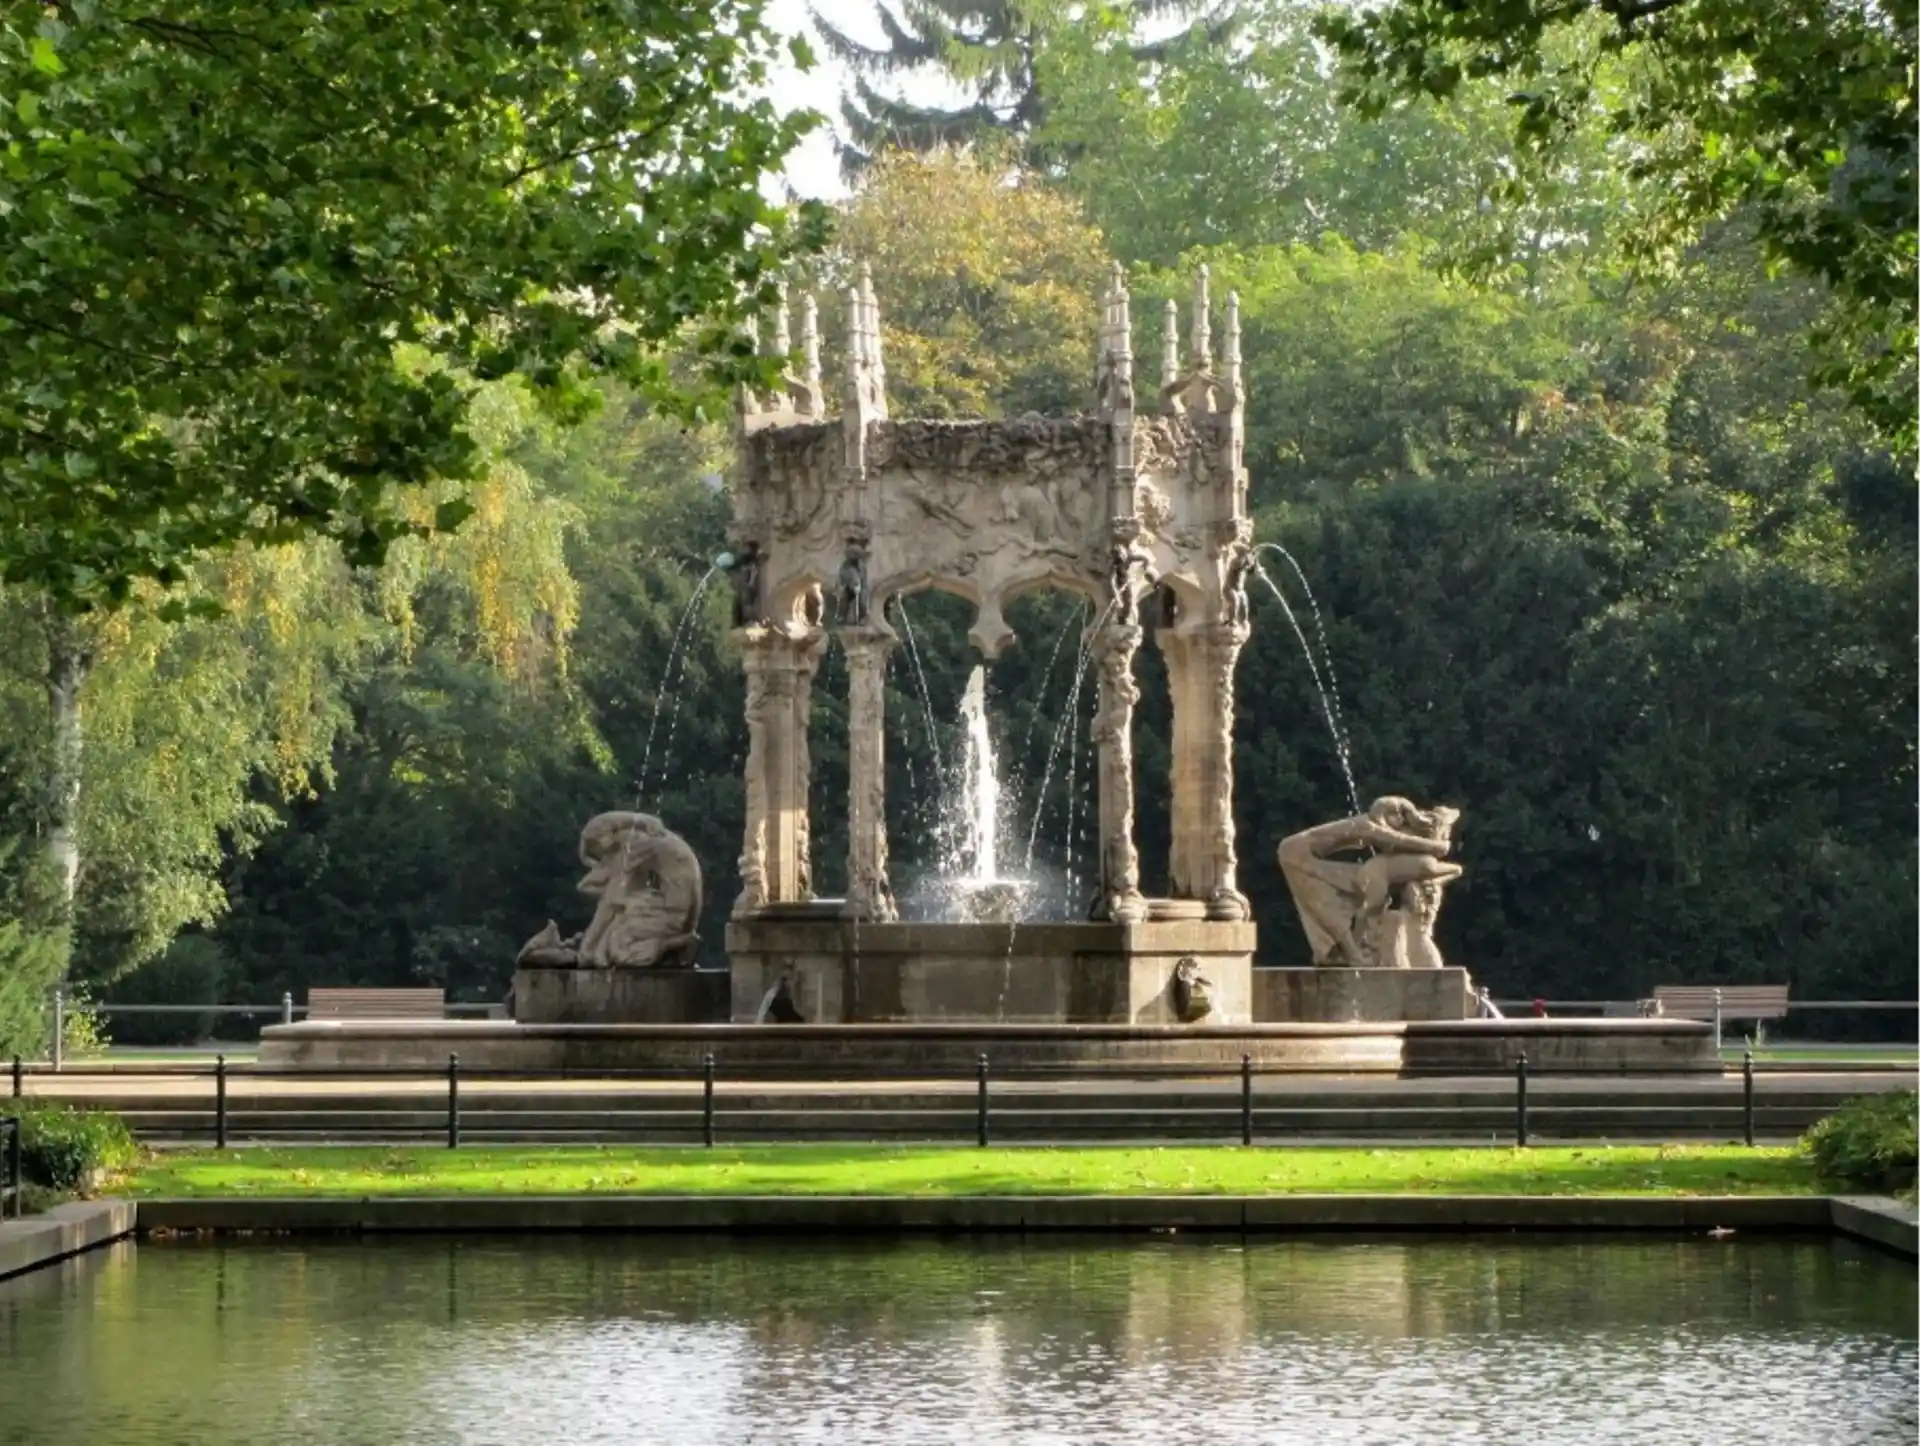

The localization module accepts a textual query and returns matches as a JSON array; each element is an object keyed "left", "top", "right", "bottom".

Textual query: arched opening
[
  {"left": 998, "top": 587, "right": 1102, "bottom": 919},
  {"left": 878, "top": 584, "right": 975, "bottom": 914},
  {"left": 1136, "top": 612, "right": 1174, "bottom": 898},
  {"left": 807, "top": 625, "right": 849, "bottom": 902}
]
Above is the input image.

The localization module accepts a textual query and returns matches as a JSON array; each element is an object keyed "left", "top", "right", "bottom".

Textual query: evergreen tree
[{"left": 814, "top": 0, "right": 1233, "bottom": 176}]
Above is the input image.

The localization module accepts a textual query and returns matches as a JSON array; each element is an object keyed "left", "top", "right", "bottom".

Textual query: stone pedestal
[
  {"left": 727, "top": 919, "right": 1255, "bottom": 1025},
  {"left": 1254, "top": 967, "right": 1475, "bottom": 1023},
  {"left": 511, "top": 966, "right": 729, "bottom": 1025}
]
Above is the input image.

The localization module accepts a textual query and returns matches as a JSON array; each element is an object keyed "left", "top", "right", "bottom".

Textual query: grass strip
[{"left": 125, "top": 1143, "right": 1820, "bottom": 1199}]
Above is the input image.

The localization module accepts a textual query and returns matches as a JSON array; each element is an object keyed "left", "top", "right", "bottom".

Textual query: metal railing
[{"left": 7, "top": 1049, "right": 1802, "bottom": 1151}]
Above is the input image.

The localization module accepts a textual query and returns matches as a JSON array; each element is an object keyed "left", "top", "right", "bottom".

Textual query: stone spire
[
  {"left": 770, "top": 279, "right": 792, "bottom": 358},
  {"left": 1098, "top": 261, "right": 1135, "bottom": 417},
  {"left": 1160, "top": 299, "right": 1181, "bottom": 398},
  {"left": 1189, "top": 264, "right": 1212, "bottom": 375},
  {"left": 793, "top": 290, "right": 823, "bottom": 419},
  {"left": 733, "top": 314, "right": 763, "bottom": 428},
  {"left": 1222, "top": 288, "right": 1242, "bottom": 400},
  {"left": 860, "top": 262, "right": 887, "bottom": 421}
]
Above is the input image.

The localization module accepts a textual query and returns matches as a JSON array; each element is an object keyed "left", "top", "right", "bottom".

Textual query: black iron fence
[{"left": 6, "top": 1049, "right": 1811, "bottom": 1150}]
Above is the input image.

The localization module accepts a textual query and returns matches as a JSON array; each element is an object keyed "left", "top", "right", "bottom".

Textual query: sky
[{"left": 760, "top": 0, "right": 970, "bottom": 203}]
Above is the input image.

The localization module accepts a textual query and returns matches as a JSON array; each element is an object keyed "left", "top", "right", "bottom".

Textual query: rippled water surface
[{"left": 2, "top": 1235, "right": 1913, "bottom": 1445}]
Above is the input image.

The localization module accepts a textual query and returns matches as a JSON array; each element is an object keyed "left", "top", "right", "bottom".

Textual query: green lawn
[
  {"left": 1724, "top": 1046, "right": 1918, "bottom": 1065},
  {"left": 125, "top": 1143, "right": 1821, "bottom": 1199}
]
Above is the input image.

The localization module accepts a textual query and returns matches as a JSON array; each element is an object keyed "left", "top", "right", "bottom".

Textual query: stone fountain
[
  {"left": 720, "top": 264, "right": 1257, "bottom": 1025},
  {"left": 255, "top": 266, "right": 1717, "bottom": 1076}
]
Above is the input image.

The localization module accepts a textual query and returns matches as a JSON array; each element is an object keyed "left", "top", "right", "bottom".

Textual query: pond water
[{"left": 1, "top": 1235, "right": 1912, "bottom": 1445}]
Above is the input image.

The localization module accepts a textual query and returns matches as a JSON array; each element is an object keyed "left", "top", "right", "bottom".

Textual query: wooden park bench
[
  {"left": 305, "top": 987, "right": 446, "bottom": 1021},
  {"left": 1652, "top": 984, "right": 1790, "bottom": 1044}
]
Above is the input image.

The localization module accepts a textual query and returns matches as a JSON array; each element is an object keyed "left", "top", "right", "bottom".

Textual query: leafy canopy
[
  {"left": 0, "top": 1, "right": 826, "bottom": 613},
  {"left": 1315, "top": 0, "right": 1918, "bottom": 453},
  {"left": 1039, "top": 0, "right": 1634, "bottom": 273}
]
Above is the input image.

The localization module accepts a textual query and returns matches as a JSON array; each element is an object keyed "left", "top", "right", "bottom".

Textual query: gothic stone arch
[{"left": 726, "top": 266, "right": 1254, "bottom": 927}]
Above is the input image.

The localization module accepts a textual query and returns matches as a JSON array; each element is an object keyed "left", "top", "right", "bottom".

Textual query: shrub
[
  {"left": 60, "top": 985, "right": 110, "bottom": 1059},
  {"left": 7, "top": 1101, "right": 138, "bottom": 1192},
  {"left": 1801, "top": 1091, "right": 1918, "bottom": 1193},
  {"left": 105, "top": 935, "right": 230, "bottom": 1046}
]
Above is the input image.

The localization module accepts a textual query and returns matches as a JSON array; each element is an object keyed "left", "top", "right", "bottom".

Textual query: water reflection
[{"left": 1, "top": 1236, "right": 1912, "bottom": 1445}]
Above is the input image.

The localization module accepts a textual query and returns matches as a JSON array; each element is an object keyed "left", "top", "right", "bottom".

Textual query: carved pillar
[
  {"left": 1091, "top": 621, "right": 1148, "bottom": 923},
  {"left": 1161, "top": 620, "right": 1249, "bottom": 918},
  {"left": 1159, "top": 627, "right": 1203, "bottom": 899},
  {"left": 789, "top": 627, "right": 825, "bottom": 901},
  {"left": 733, "top": 627, "right": 824, "bottom": 916},
  {"left": 1198, "top": 620, "right": 1250, "bottom": 920},
  {"left": 840, "top": 624, "right": 897, "bottom": 921},
  {"left": 734, "top": 631, "right": 774, "bottom": 917}
]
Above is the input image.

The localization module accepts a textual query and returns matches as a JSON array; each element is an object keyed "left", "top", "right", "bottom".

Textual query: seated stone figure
[
  {"left": 517, "top": 811, "right": 703, "bottom": 968},
  {"left": 1277, "top": 797, "right": 1462, "bottom": 968}
]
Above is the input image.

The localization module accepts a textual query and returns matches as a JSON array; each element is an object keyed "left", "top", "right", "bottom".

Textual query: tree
[
  {"left": 0, "top": 372, "right": 583, "bottom": 1012},
  {"left": 0, "top": 1, "right": 825, "bottom": 613},
  {"left": 1134, "top": 239, "right": 1586, "bottom": 504},
  {"left": 212, "top": 386, "right": 745, "bottom": 1001},
  {"left": 1037, "top": 0, "right": 1633, "bottom": 271},
  {"left": 1315, "top": 0, "right": 1918, "bottom": 453},
  {"left": 830, "top": 148, "right": 1111, "bottom": 418},
  {"left": 814, "top": 0, "right": 1230, "bottom": 175}
]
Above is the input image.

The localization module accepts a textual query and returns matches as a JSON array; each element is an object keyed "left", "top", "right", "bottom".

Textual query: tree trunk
[{"left": 40, "top": 608, "right": 88, "bottom": 967}]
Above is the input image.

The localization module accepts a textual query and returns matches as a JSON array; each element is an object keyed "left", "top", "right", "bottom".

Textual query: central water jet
[{"left": 942, "top": 666, "right": 1031, "bottom": 924}]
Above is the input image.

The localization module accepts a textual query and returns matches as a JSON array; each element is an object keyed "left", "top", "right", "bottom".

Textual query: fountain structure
[
  {"left": 256, "top": 266, "right": 1718, "bottom": 1075},
  {"left": 721, "top": 264, "right": 1257, "bottom": 1027}
]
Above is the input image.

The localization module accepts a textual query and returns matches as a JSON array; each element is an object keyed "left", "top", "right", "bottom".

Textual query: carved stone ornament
[
  {"left": 1171, "top": 956, "right": 1214, "bottom": 1022},
  {"left": 518, "top": 811, "right": 704, "bottom": 968},
  {"left": 757, "top": 972, "right": 807, "bottom": 1023},
  {"left": 1277, "top": 797, "right": 1463, "bottom": 969},
  {"left": 726, "top": 542, "right": 765, "bottom": 628}
]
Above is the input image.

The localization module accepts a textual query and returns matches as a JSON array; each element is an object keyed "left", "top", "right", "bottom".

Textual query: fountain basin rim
[{"left": 260, "top": 1018, "right": 1714, "bottom": 1042}]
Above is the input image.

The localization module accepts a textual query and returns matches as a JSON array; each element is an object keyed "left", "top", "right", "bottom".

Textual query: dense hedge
[
  {"left": 1801, "top": 1091, "right": 1918, "bottom": 1194},
  {"left": 7, "top": 1101, "right": 138, "bottom": 1192}
]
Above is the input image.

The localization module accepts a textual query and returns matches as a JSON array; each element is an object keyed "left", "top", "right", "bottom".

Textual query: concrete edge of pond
[
  {"left": 125, "top": 1193, "right": 1913, "bottom": 1258},
  {"left": 0, "top": 1200, "right": 137, "bottom": 1281},
  {"left": 1828, "top": 1196, "right": 1920, "bottom": 1259}
]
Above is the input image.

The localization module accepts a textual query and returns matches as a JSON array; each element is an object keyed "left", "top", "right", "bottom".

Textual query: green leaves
[
  {"left": 433, "top": 498, "right": 477, "bottom": 534},
  {"left": 0, "top": 1, "right": 826, "bottom": 613},
  {"left": 1315, "top": 0, "right": 1918, "bottom": 455}
]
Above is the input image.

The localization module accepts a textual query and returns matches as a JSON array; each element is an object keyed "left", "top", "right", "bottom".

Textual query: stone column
[
  {"left": 1198, "top": 620, "right": 1251, "bottom": 920},
  {"left": 734, "top": 635, "right": 773, "bottom": 917},
  {"left": 1091, "top": 621, "right": 1148, "bottom": 923},
  {"left": 840, "top": 624, "right": 898, "bottom": 921},
  {"left": 789, "top": 627, "right": 826, "bottom": 901},
  {"left": 1158, "top": 627, "right": 1203, "bottom": 900},
  {"left": 1160, "top": 620, "right": 1249, "bottom": 919},
  {"left": 733, "top": 627, "right": 824, "bottom": 917}
]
